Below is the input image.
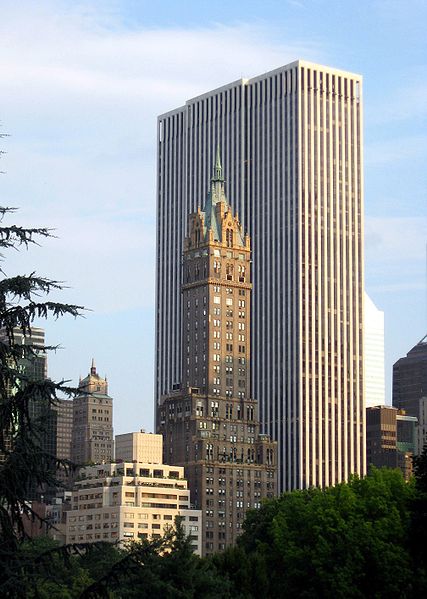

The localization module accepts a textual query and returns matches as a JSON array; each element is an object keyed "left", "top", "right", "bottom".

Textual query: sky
[{"left": 0, "top": 0, "right": 426, "bottom": 435}]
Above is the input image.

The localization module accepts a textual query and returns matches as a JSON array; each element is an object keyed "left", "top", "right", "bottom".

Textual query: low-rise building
[{"left": 66, "top": 461, "right": 201, "bottom": 554}]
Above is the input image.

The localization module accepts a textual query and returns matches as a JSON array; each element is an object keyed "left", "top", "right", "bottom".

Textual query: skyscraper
[
  {"left": 364, "top": 292, "right": 385, "bottom": 408},
  {"left": 157, "top": 158, "right": 277, "bottom": 555},
  {"left": 393, "top": 335, "right": 427, "bottom": 422},
  {"left": 156, "top": 60, "right": 365, "bottom": 490}
]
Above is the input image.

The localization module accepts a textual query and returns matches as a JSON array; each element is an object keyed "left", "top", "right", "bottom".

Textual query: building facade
[
  {"left": 393, "top": 335, "right": 427, "bottom": 424},
  {"left": 71, "top": 361, "right": 113, "bottom": 466},
  {"left": 366, "top": 406, "right": 398, "bottom": 470},
  {"left": 366, "top": 405, "right": 417, "bottom": 480},
  {"left": 157, "top": 158, "right": 276, "bottom": 556},
  {"left": 5, "top": 327, "right": 58, "bottom": 499},
  {"left": 417, "top": 396, "right": 427, "bottom": 454},
  {"left": 65, "top": 461, "right": 202, "bottom": 554},
  {"left": 115, "top": 431, "right": 163, "bottom": 464},
  {"left": 396, "top": 411, "right": 417, "bottom": 480},
  {"left": 53, "top": 398, "right": 74, "bottom": 486},
  {"left": 364, "top": 293, "right": 385, "bottom": 408},
  {"left": 156, "top": 60, "right": 365, "bottom": 490}
]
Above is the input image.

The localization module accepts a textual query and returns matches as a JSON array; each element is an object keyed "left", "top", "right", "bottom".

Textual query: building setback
[
  {"left": 71, "top": 360, "right": 113, "bottom": 466},
  {"left": 155, "top": 60, "right": 365, "bottom": 490},
  {"left": 157, "top": 156, "right": 276, "bottom": 556}
]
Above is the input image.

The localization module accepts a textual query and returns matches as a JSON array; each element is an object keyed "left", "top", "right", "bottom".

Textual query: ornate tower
[
  {"left": 157, "top": 154, "right": 277, "bottom": 556},
  {"left": 71, "top": 360, "right": 114, "bottom": 466}
]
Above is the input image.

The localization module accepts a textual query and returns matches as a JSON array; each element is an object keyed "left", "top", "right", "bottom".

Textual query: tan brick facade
[{"left": 158, "top": 154, "right": 277, "bottom": 555}]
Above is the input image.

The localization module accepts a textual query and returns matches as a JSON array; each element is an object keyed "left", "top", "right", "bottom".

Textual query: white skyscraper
[
  {"left": 364, "top": 292, "right": 385, "bottom": 408},
  {"left": 155, "top": 60, "right": 365, "bottom": 490}
]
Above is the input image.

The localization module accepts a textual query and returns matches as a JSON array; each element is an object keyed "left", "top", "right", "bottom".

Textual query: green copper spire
[{"left": 212, "top": 145, "right": 223, "bottom": 182}]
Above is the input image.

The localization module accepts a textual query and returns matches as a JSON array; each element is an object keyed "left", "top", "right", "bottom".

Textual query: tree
[
  {"left": 80, "top": 517, "right": 230, "bottom": 599},
  {"left": 228, "top": 468, "right": 417, "bottom": 598},
  {"left": 0, "top": 203, "right": 84, "bottom": 594},
  {"left": 410, "top": 444, "right": 427, "bottom": 594}
]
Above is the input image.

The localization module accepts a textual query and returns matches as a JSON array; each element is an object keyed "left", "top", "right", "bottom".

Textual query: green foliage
[
  {"left": 409, "top": 444, "right": 427, "bottom": 594},
  {"left": 228, "top": 468, "right": 419, "bottom": 598},
  {"left": 0, "top": 204, "right": 84, "bottom": 593},
  {"left": 81, "top": 517, "right": 230, "bottom": 599}
]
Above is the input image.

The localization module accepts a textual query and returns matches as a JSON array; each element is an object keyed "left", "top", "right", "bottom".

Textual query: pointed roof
[
  {"left": 199, "top": 149, "right": 244, "bottom": 246},
  {"left": 212, "top": 145, "right": 224, "bottom": 182}
]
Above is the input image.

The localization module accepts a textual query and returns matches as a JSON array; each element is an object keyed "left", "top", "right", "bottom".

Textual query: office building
[
  {"left": 71, "top": 360, "right": 113, "bottom": 466},
  {"left": 66, "top": 437, "right": 202, "bottom": 554},
  {"left": 157, "top": 158, "right": 277, "bottom": 555},
  {"left": 53, "top": 399, "right": 74, "bottom": 486},
  {"left": 393, "top": 335, "right": 427, "bottom": 422},
  {"left": 366, "top": 405, "right": 417, "bottom": 480},
  {"left": 366, "top": 406, "right": 398, "bottom": 470},
  {"left": 9, "top": 328, "right": 56, "bottom": 454},
  {"left": 364, "top": 293, "right": 385, "bottom": 408},
  {"left": 3, "top": 327, "right": 58, "bottom": 499},
  {"left": 396, "top": 410, "right": 417, "bottom": 480},
  {"left": 156, "top": 60, "right": 365, "bottom": 490}
]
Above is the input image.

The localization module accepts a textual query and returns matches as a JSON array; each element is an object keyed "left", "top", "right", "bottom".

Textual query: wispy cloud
[
  {"left": 365, "top": 216, "right": 426, "bottom": 262},
  {"left": 365, "top": 135, "right": 427, "bottom": 166},
  {"left": 367, "top": 81, "right": 427, "bottom": 126},
  {"left": 0, "top": 2, "right": 324, "bottom": 317}
]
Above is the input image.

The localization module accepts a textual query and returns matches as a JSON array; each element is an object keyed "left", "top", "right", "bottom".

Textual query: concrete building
[
  {"left": 393, "top": 335, "right": 427, "bottom": 426},
  {"left": 65, "top": 460, "right": 202, "bottom": 554},
  {"left": 156, "top": 60, "right": 365, "bottom": 491},
  {"left": 157, "top": 156, "right": 277, "bottom": 556},
  {"left": 364, "top": 293, "right": 385, "bottom": 408},
  {"left": 71, "top": 360, "right": 113, "bottom": 466},
  {"left": 115, "top": 431, "right": 163, "bottom": 464}
]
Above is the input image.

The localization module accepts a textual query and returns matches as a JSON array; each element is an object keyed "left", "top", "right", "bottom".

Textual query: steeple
[
  {"left": 211, "top": 144, "right": 223, "bottom": 183},
  {"left": 90, "top": 358, "right": 96, "bottom": 376},
  {"left": 185, "top": 152, "right": 246, "bottom": 249}
]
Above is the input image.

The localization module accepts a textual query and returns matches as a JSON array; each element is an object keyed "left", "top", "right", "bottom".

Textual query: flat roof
[{"left": 158, "top": 59, "right": 362, "bottom": 119}]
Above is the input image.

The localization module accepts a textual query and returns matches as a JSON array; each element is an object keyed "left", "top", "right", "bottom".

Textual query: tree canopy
[
  {"left": 0, "top": 204, "right": 84, "bottom": 592},
  {"left": 212, "top": 465, "right": 427, "bottom": 598}
]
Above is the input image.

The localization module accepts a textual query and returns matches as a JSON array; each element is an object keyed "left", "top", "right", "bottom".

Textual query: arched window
[
  {"left": 226, "top": 228, "right": 233, "bottom": 247},
  {"left": 194, "top": 228, "right": 200, "bottom": 246}
]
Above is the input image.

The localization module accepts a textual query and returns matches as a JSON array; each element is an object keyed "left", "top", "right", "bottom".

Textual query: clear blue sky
[{"left": 0, "top": 0, "right": 426, "bottom": 434}]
